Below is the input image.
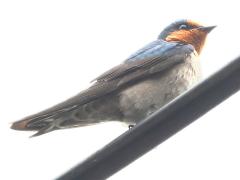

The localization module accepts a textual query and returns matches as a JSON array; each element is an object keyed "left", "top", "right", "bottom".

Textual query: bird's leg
[{"left": 128, "top": 125, "right": 135, "bottom": 129}]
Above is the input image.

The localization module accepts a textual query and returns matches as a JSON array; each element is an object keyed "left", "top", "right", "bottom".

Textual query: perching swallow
[{"left": 11, "top": 19, "right": 215, "bottom": 137}]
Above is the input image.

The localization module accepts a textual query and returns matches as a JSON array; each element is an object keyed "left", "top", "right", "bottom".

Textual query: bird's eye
[{"left": 179, "top": 24, "right": 188, "bottom": 30}]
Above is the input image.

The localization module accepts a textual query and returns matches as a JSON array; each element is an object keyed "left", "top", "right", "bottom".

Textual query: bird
[{"left": 11, "top": 19, "right": 215, "bottom": 137}]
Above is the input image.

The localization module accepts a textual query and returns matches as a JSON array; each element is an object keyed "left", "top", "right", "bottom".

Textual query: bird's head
[{"left": 158, "top": 19, "right": 216, "bottom": 54}]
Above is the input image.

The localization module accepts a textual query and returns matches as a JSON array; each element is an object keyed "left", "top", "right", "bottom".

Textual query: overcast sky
[{"left": 1, "top": 1, "right": 240, "bottom": 179}]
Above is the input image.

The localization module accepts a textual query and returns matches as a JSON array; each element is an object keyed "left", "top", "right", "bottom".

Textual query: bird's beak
[{"left": 197, "top": 26, "right": 216, "bottom": 33}]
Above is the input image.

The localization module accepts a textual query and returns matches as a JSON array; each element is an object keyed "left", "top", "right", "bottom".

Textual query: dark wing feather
[
  {"left": 11, "top": 40, "right": 194, "bottom": 131},
  {"left": 93, "top": 40, "right": 194, "bottom": 82},
  {"left": 93, "top": 40, "right": 163, "bottom": 82}
]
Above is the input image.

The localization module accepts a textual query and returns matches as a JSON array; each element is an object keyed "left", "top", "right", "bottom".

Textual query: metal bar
[{"left": 57, "top": 56, "right": 240, "bottom": 180}]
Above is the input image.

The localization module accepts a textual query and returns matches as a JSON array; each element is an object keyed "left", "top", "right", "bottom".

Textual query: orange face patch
[{"left": 165, "top": 29, "right": 207, "bottom": 54}]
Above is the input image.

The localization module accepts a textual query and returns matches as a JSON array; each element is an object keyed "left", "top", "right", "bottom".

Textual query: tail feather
[
  {"left": 11, "top": 111, "right": 65, "bottom": 137},
  {"left": 29, "top": 121, "right": 57, "bottom": 137},
  {"left": 11, "top": 92, "right": 121, "bottom": 137},
  {"left": 10, "top": 110, "right": 102, "bottom": 137}
]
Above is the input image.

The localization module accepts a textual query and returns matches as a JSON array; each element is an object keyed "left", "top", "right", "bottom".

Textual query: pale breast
[{"left": 119, "top": 54, "right": 201, "bottom": 124}]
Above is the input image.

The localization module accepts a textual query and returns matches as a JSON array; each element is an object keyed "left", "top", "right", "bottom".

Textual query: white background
[{"left": 1, "top": 0, "right": 240, "bottom": 179}]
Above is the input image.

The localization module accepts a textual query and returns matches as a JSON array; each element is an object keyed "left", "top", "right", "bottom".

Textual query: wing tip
[
  {"left": 10, "top": 119, "right": 31, "bottom": 131},
  {"left": 11, "top": 118, "right": 55, "bottom": 137}
]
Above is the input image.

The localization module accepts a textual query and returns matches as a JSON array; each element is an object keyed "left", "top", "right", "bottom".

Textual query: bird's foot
[{"left": 128, "top": 125, "right": 134, "bottom": 129}]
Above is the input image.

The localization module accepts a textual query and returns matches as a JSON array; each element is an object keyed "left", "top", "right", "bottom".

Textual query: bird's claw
[{"left": 128, "top": 125, "right": 134, "bottom": 129}]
